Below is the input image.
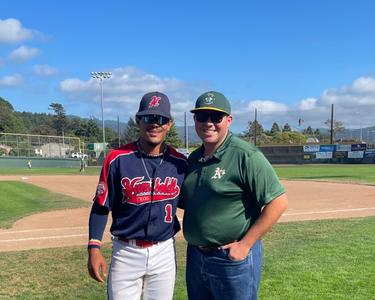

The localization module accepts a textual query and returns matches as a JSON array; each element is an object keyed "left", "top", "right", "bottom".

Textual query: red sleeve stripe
[{"left": 95, "top": 147, "right": 138, "bottom": 207}]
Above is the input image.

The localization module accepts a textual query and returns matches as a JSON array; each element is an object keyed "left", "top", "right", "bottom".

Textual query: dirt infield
[{"left": 0, "top": 175, "right": 374, "bottom": 252}]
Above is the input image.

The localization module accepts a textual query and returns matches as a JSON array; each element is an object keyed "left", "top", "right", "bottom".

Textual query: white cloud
[
  {"left": 0, "top": 18, "right": 35, "bottom": 43},
  {"left": 33, "top": 64, "right": 58, "bottom": 76},
  {"left": 0, "top": 74, "right": 24, "bottom": 86},
  {"left": 59, "top": 67, "right": 206, "bottom": 122},
  {"left": 246, "top": 100, "right": 288, "bottom": 114},
  {"left": 60, "top": 78, "right": 91, "bottom": 92},
  {"left": 8, "top": 45, "right": 40, "bottom": 61},
  {"left": 298, "top": 98, "right": 317, "bottom": 110},
  {"left": 352, "top": 76, "right": 375, "bottom": 94},
  {"left": 58, "top": 70, "right": 375, "bottom": 131},
  {"left": 320, "top": 76, "right": 375, "bottom": 107}
]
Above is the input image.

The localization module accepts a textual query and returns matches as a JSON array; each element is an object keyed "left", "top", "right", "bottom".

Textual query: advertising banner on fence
[
  {"left": 364, "top": 149, "right": 375, "bottom": 158},
  {"left": 303, "top": 145, "right": 320, "bottom": 152},
  {"left": 351, "top": 144, "right": 367, "bottom": 151},
  {"left": 316, "top": 152, "right": 333, "bottom": 159},
  {"left": 337, "top": 144, "right": 352, "bottom": 152},
  {"left": 348, "top": 151, "right": 364, "bottom": 158},
  {"left": 334, "top": 151, "right": 347, "bottom": 158},
  {"left": 320, "top": 145, "right": 336, "bottom": 152}
]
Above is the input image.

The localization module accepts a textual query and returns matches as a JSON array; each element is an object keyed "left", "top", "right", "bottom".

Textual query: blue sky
[{"left": 1, "top": 0, "right": 375, "bottom": 133}]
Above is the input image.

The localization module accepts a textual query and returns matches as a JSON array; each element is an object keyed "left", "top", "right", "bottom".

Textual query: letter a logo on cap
[{"left": 149, "top": 96, "right": 161, "bottom": 108}]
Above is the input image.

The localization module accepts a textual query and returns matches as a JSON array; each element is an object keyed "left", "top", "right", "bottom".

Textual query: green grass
[
  {"left": 274, "top": 164, "right": 375, "bottom": 185},
  {"left": 0, "top": 166, "right": 101, "bottom": 176},
  {"left": 0, "top": 217, "right": 374, "bottom": 299},
  {"left": 0, "top": 181, "right": 89, "bottom": 228}
]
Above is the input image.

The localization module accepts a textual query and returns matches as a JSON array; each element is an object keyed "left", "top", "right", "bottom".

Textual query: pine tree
[
  {"left": 282, "top": 123, "right": 292, "bottom": 132},
  {"left": 166, "top": 124, "right": 182, "bottom": 148},
  {"left": 270, "top": 122, "right": 281, "bottom": 135}
]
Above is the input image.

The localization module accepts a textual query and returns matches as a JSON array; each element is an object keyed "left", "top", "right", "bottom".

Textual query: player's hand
[
  {"left": 221, "top": 240, "right": 251, "bottom": 261},
  {"left": 87, "top": 248, "right": 107, "bottom": 283}
]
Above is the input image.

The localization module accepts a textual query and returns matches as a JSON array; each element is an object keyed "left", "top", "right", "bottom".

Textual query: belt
[{"left": 117, "top": 237, "right": 158, "bottom": 248}]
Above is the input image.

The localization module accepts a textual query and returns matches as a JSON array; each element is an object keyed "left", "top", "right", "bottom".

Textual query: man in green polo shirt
[{"left": 181, "top": 91, "right": 288, "bottom": 300}]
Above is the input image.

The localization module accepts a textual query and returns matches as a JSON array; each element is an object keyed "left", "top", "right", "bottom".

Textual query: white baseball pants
[{"left": 108, "top": 237, "right": 176, "bottom": 300}]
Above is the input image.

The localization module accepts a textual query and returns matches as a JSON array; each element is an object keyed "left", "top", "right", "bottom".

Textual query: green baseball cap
[{"left": 191, "top": 91, "right": 231, "bottom": 115}]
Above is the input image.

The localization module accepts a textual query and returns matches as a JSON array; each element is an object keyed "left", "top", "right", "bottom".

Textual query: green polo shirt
[{"left": 181, "top": 133, "right": 285, "bottom": 247}]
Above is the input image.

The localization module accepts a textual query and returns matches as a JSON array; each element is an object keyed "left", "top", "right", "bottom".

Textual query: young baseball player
[
  {"left": 87, "top": 91, "right": 187, "bottom": 300},
  {"left": 181, "top": 91, "right": 288, "bottom": 300}
]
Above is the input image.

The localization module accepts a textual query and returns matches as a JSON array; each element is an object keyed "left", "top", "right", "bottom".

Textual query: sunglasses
[
  {"left": 195, "top": 112, "right": 227, "bottom": 124},
  {"left": 141, "top": 115, "right": 170, "bottom": 126}
]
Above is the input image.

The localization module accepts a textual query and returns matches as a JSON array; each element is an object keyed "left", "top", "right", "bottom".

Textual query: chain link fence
[{"left": 0, "top": 133, "right": 81, "bottom": 158}]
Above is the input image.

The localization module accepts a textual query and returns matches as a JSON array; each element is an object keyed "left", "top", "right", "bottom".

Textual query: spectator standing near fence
[{"left": 79, "top": 157, "right": 85, "bottom": 174}]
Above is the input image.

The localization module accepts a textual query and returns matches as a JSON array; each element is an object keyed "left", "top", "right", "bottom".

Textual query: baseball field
[{"left": 0, "top": 164, "right": 374, "bottom": 299}]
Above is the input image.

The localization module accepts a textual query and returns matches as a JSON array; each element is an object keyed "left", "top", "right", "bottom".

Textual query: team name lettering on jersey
[{"left": 121, "top": 176, "right": 180, "bottom": 205}]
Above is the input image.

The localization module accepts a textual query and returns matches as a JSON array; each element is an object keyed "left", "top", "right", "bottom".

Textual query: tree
[
  {"left": 0, "top": 97, "right": 26, "bottom": 133},
  {"left": 282, "top": 123, "right": 292, "bottom": 132},
  {"left": 324, "top": 119, "right": 345, "bottom": 140},
  {"left": 166, "top": 124, "right": 182, "bottom": 148},
  {"left": 123, "top": 117, "right": 140, "bottom": 144},
  {"left": 86, "top": 118, "right": 101, "bottom": 142},
  {"left": 272, "top": 131, "right": 307, "bottom": 144},
  {"left": 244, "top": 120, "right": 264, "bottom": 139},
  {"left": 303, "top": 126, "right": 314, "bottom": 135},
  {"left": 29, "top": 124, "right": 57, "bottom": 136},
  {"left": 49, "top": 102, "right": 68, "bottom": 135},
  {"left": 270, "top": 122, "right": 281, "bottom": 135}
]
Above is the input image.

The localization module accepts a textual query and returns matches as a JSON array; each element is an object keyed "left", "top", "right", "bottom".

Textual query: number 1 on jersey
[{"left": 164, "top": 204, "right": 172, "bottom": 223}]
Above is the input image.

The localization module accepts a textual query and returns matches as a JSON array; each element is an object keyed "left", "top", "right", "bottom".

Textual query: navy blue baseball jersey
[{"left": 92, "top": 142, "right": 187, "bottom": 243}]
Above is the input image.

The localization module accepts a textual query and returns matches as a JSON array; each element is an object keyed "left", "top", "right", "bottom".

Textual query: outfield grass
[
  {"left": 1, "top": 164, "right": 374, "bottom": 185},
  {"left": 0, "top": 181, "right": 89, "bottom": 228},
  {"left": 274, "top": 164, "right": 375, "bottom": 185},
  {"left": 0, "top": 217, "right": 374, "bottom": 299}
]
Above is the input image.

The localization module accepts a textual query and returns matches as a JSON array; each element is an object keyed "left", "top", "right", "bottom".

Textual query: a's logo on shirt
[
  {"left": 211, "top": 167, "right": 225, "bottom": 179},
  {"left": 149, "top": 96, "right": 161, "bottom": 108},
  {"left": 203, "top": 93, "right": 215, "bottom": 104},
  {"left": 121, "top": 176, "right": 180, "bottom": 205},
  {"left": 96, "top": 181, "right": 106, "bottom": 195}
]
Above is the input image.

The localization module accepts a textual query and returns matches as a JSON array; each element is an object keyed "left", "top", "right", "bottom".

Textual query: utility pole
[
  {"left": 184, "top": 112, "right": 189, "bottom": 151},
  {"left": 117, "top": 115, "right": 121, "bottom": 148},
  {"left": 330, "top": 104, "right": 334, "bottom": 144},
  {"left": 254, "top": 108, "right": 257, "bottom": 146}
]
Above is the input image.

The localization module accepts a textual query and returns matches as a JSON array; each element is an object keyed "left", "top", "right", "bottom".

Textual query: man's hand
[
  {"left": 221, "top": 240, "right": 250, "bottom": 261},
  {"left": 87, "top": 248, "right": 107, "bottom": 283}
]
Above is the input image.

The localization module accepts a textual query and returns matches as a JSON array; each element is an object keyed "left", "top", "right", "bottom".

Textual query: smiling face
[
  {"left": 137, "top": 115, "right": 172, "bottom": 154},
  {"left": 194, "top": 110, "right": 232, "bottom": 152}
]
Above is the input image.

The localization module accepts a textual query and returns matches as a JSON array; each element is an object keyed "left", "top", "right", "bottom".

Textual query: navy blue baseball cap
[{"left": 136, "top": 91, "right": 172, "bottom": 119}]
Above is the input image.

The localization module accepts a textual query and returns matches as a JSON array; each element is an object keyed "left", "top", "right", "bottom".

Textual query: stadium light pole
[{"left": 91, "top": 71, "right": 112, "bottom": 158}]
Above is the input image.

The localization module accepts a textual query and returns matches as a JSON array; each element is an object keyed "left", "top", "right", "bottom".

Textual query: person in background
[
  {"left": 79, "top": 157, "right": 85, "bottom": 174},
  {"left": 181, "top": 91, "right": 288, "bottom": 300}
]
